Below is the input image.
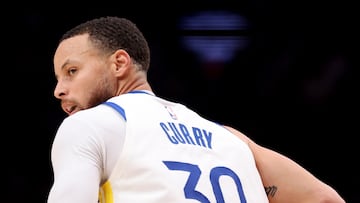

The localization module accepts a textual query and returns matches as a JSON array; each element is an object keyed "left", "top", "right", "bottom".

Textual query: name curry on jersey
[{"left": 159, "top": 122, "right": 213, "bottom": 149}]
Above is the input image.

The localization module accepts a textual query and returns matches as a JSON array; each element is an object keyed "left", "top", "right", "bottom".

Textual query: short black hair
[{"left": 59, "top": 16, "right": 150, "bottom": 71}]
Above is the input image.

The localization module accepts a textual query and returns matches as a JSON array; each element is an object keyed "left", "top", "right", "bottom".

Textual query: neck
[{"left": 116, "top": 71, "right": 153, "bottom": 95}]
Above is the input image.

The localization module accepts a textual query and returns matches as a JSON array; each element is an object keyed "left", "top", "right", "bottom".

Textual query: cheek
[
  {"left": 76, "top": 66, "right": 115, "bottom": 106},
  {"left": 76, "top": 69, "right": 106, "bottom": 93},
  {"left": 71, "top": 78, "right": 99, "bottom": 104},
  {"left": 83, "top": 75, "right": 115, "bottom": 108}
]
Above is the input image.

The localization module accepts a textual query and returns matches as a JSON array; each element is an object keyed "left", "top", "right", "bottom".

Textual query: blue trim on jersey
[
  {"left": 103, "top": 101, "right": 127, "bottom": 121},
  {"left": 128, "top": 90, "right": 154, "bottom": 95}
]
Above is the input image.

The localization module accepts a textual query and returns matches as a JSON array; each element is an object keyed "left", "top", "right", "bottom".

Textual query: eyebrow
[{"left": 60, "top": 59, "right": 71, "bottom": 71}]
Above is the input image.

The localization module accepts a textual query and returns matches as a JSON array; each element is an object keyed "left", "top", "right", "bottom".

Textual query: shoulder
[
  {"left": 53, "top": 104, "right": 126, "bottom": 147},
  {"left": 64, "top": 103, "right": 126, "bottom": 127}
]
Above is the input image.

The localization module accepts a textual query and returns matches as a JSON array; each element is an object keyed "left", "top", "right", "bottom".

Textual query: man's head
[
  {"left": 59, "top": 16, "right": 150, "bottom": 71},
  {"left": 53, "top": 16, "right": 151, "bottom": 115}
]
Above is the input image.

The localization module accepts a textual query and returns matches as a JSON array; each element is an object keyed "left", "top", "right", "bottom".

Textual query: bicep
[
  {"left": 48, "top": 118, "right": 102, "bottom": 203},
  {"left": 249, "top": 142, "right": 327, "bottom": 203},
  {"left": 48, "top": 162, "right": 100, "bottom": 203}
]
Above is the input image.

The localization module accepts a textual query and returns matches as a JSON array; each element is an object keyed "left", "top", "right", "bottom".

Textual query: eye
[{"left": 68, "top": 68, "right": 77, "bottom": 76}]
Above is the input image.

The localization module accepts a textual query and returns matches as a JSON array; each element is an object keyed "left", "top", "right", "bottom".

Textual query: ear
[{"left": 110, "top": 49, "right": 131, "bottom": 77}]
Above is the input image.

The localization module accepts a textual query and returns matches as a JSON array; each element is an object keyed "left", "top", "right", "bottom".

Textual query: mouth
[{"left": 61, "top": 102, "right": 80, "bottom": 115}]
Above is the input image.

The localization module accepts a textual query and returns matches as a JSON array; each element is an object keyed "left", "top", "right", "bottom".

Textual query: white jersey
[{"left": 49, "top": 90, "right": 269, "bottom": 203}]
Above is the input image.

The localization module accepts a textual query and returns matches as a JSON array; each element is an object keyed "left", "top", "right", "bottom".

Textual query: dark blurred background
[{"left": 5, "top": 1, "right": 357, "bottom": 202}]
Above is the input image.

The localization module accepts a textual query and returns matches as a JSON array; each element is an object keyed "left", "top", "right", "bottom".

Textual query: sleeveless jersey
[{"left": 99, "top": 91, "right": 268, "bottom": 203}]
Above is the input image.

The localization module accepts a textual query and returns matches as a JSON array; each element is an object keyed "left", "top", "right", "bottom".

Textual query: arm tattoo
[{"left": 264, "top": 185, "right": 277, "bottom": 197}]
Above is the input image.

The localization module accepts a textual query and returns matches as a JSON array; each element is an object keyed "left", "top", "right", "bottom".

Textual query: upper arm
[
  {"left": 224, "top": 125, "right": 345, "bottom": 203},
  {"left": 48, "top": 117, "right": 102, "bottom": 203}
]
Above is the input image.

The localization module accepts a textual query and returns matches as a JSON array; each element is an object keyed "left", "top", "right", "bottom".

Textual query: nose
[{"left": 53, "top": 81, "right": 66, "bottom": 99}]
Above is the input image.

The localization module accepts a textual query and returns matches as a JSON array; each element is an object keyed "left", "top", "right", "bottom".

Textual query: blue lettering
[
  {"left": 192, "top": 127, "right": 206, "bottom": 147},
  {"left": 203, "top": 130, "right": 212, "bottom": 149},
  {"left": 169, "top": 122, "right": 186, "bottom": 144},
  {"left": 160, "top": 122, "right": 213, "bottom": 149},
  {"left": 160, "top": 122, "right": 178, "bottom": 144},
  {"left": 179, "top": 123, "right": 195, "bottom": 145}
]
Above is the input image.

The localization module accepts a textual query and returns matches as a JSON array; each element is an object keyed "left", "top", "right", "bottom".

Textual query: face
[{"left": 53, "top": 34, "right": 118, "bottom": 115}]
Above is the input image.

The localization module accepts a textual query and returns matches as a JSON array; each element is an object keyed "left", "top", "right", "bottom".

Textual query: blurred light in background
[{"left": 178, "top": 10, "right": 250, "bottom": 64}]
